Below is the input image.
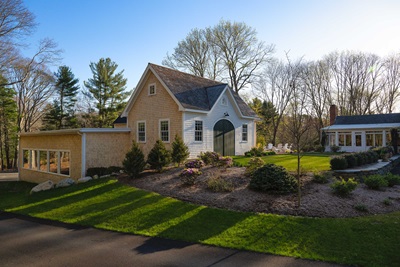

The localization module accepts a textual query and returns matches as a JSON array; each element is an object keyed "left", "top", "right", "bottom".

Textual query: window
[
  {"left": 137, "top": 121, "right": 146, "bottom": 142},
  {"left": 327, "top": 133, "right": 336, "bottom": 146},
  {"left": 160, "top": 120, "right": 169, "bottom": 142},
  {"left": 22, "top": 149, "right": 70, "bottom": 176},
  {"left": 386, "top": 131, "right": 392, "bottom": 145},
  {"left": 366, "top": 131, "right": 383, "bottom": 147},
  {"left": 355, "top": 132, "right": 362, "bottom": 147},
  {"left": 338, "top": 132, "right": 351, "bottom": 146},
  {"left": 242, "top": 124, "right": 248, "bottom": 142},
  {"left": 221, "top": 97, "right": 227, "bottom": 106},
  {"left": 195, "top": 120, "right": 203, "bottom": 142},
  {"left": 149, "top": 83, "right": 156, "bottom": 95}
]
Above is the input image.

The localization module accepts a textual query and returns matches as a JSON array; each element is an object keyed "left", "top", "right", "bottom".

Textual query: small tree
[
  {"left": 122, "top": 141, "right": 146, "bottom": 178},
  {"left": 171, "top": 134, "right": 189, "bottom": 166},
  {"left": 147, "top": 140, "right": 171, "bottom": 172}
]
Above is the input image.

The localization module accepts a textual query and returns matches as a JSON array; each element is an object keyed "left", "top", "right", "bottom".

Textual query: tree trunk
[{"left": 297, "top": 150, "right": 301, "bottom": 207}]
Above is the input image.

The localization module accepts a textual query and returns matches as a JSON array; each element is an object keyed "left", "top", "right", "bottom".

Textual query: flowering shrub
[
  {"left": 217, "top": 156, "right": 233, "bottom": 168},
  {"left": 180, "top": 168, "right": 202, "bottom": 185},
  {"left": 199, "top": 151, "right": 220, "bottom": 166},
  {"left": 185, "top": 159, "right": 205, "bottom": 169},
  {"left": 245, "top": 157, "right": 264, "bottom": 177}
]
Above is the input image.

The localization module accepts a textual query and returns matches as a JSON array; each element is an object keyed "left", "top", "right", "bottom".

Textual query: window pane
[
  {"left": 195, "top": 121, "right": 203, "bottom": 141},
  {"left": 242, "top": 124, "right": 248, "bottom": 142},
  {"left": 60, "top": 151, "right": 70, "bottom": 175},
  {"left": 338, "top": 134, "right": 344, "bottom": 146},
  {"left": 39, "top": 151, "right": 48, "bottom": 171},
  {"left": 160, "top": 121, "right": 169, "bottom": 142},
  {"left": 329, "top": 134, "right": 335, "bottom": 146},
  {"left": 356, "top": 135, "right": 362, "bottom": 146},
  {"left": 375, "top": 133, "right": 383, "bottom": 146},
  {"left": 138, "top": 122, "right": 145, "bottom": 142},
  {"left": 345, "top": 133, "right": 352, "bottom": 146},
  {"left": 366, "top": 134, "right": 373, "bottom": 146}
]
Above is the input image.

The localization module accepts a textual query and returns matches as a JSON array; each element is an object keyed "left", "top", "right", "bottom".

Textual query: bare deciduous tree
[{"left": 377, "top": 54, "right": 400, "bottom": 113}]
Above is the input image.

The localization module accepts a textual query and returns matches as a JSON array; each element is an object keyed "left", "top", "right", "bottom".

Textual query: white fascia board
[
  {"left": 321, "top": 123, "right": 400, "bottom": 131},
  {"left": 79, "top": 128, "right": 131, "bottom": 133},
  {"left": 182, "top": 108, "right": 209, "bottom": 114}
]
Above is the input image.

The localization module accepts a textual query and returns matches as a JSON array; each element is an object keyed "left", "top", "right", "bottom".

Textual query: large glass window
[
  {"left": 39, "top": 151, "right": 48, "bottom": 171},
  {"left": 49, "top": 151, "right": 58, "bottom": 174},
  {"left": 355, "top": 132, "right": 362, "bottom": 147},
  {"left": 328, "top": 133, "right": 335, "bottom": 146},
  {"left": 60, "top": 151, "right": 70, "bottom": 176},
  {"left": 160, "top": 120, "right": 169, "bottom": 142},
  {"left": 22, "top": 150, "right": 29, "bottom": 169},
  {"left": 366, "top": 131, "right": 383, "bottom": 147},
  {"left": 137, "top": 121, "right": 146, "bottom": 142},
  {"left": 338, "top": 132, "right": 352, "bottom": 146},
  {"left": 195, "top": 120, "right": 203, "bottom": 142}
]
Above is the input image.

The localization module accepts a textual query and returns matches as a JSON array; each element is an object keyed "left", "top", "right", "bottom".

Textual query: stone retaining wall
[{"left": 333, "top": 155, "right": 400, "bottom": 181}]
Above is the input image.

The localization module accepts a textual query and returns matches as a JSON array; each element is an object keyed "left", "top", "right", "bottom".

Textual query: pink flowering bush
[
  {"left": 185, "top": 159, "right": 205, "bottom": 169},
  {"left": 199, "top": 151, "right": 220, "bottom": 166},
  {"left": 217, "top": 156, "right": 233, "bottom": 168},
  {"left": 180, "top": 168, "right": 202, "bottom": 185}
]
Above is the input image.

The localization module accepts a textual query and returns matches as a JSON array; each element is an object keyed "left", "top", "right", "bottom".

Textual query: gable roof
[
  {"left": 122, "top": 63, "right": 256, "bottom": 118},
  {"left": 321, "top": 113, "right": 400, "bottom": 131},
  {"left": 334, "top": 113, "right": 400, "bottom": 125}
]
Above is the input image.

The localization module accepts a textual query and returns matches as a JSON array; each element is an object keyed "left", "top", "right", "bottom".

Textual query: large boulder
[
  {"left": 78, "top": 176, "right": 92, "bottom": 183},
  {"left": 30, "top": 180, "right": 54, "bottom": 194},
  {"left": 56, "top": 178, "right": 75, "bottom": 188}
]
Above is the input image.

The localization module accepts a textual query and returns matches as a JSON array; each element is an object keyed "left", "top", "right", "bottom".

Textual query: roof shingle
[{"left": 334, "top": 113, "right": 400, "bottom": 125}]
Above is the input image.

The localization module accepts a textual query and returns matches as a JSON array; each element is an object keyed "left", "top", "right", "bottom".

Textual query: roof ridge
[{"left": 148, "top": 62, "right": 225, "bottom": 85}]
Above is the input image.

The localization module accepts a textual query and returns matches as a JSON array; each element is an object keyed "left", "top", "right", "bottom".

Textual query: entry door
[{"left": 213, "top": 119, "right": 235, "bottom": 156}]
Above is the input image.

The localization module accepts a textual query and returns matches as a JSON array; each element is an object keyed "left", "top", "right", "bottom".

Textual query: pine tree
[
  {"left": 0, "top": 75, "right": 18, "bottom": 169},
  {"left": 123, "top": 141, "right": 146, "bottom": 178},
  {"left": 147, "top": 140, "right": 171, "bottom": 172},
  {"left": 84, "top": 58, "right": 129, "bottom": 127},
  {"left": 42, "top": 66, "right": 80, "bottom": 130},
  {"left": 171, "top": 134, "right": 189, "bottom": 166}
]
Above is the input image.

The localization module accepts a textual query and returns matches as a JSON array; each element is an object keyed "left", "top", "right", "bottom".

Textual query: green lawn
[
  {"left": 233, "top": 153, "right": 331, "bottom": 172},
  {"left": 1, "top": 179, "right": 399, "bottom": 267}
]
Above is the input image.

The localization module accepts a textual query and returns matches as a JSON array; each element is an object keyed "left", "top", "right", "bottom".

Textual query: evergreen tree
[
  {"left": 123, "top": 141, "right": 146, "bottom": 178},
  {"left": 171, "top": 134, "right": 189, "bottom": 166},
  {"left": 84, "top": 58, "right": 129, "bottom": 127},
  {"left": 0, "top": 75, "right": 18, "bottom": 169},
  {"left": 42, "top": 66, "right": 80, "bottom": 130},
  {"left": 147, "top": 140, "right": 171, "bottom": 172}
]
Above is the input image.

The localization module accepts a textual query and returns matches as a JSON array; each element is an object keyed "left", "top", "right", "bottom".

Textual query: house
[
  {"left": 321, "top": 105, "right": 400, "bottom": 152},
  {"left": 18, "top": 63, "right": 258, "bottom": 183}
]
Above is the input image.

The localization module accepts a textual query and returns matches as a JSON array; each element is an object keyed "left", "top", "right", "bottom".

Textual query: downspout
[{"left": 77, "top": 131, "right": 86, "bottom": 178}]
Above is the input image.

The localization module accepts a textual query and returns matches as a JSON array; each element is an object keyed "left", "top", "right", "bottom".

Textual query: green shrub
[
  {"left": 330, "top": 178, "right": 358, "bottom": 196},
  {"left": 217, "top": 156, "right": 233, "bottom": 168},
  {"left": 312, "top": 171, "right": 330, "bottom": 184},
  {"left": 171, "top": 134, "right": 190, "bottom": 166},
  {"left": 250, "top": 163, "right": 297, "bottom": 194},
  {"left": 344, "top": 154, "right": 357, "bottom": 168},
  {"left": 107, "top": 166, "right": 123, "bottom": 174},
  {"left": 330, "top": 156, "right": 348, "bottom": 170},
  {"left": 245, "top": 157, "right": 265, "bottom": 177},
  {"left": 383, "top": 198, "right": 392, "bottom": 206},
  {"left": 147, "top": 140, "right": 171, "bottom": 172},
  {"left": 384, "top": 173, "right": 400, "bottom": 187},
  {"left": 207, "top": 176, "right": 234, "bottom": 192},
  {"left": 330, "top": 145, "right": 341, "bottom": 153},
  {"left": 354, "top": 204, "right": 368, "bottom": 212},
  {"left": 180, "top": 168, "right": 201, "bottom": 185},
  {"left": 354, "top": 153, "right": 365, "bottom": 166},
  {"left": 123, "top": 141, "right": 146, "bottom": 178},
  {"left": 364, "top": 174, "right": 388, "bottom": 190},
  {"left": 199, "top": 151, "right": 220, "bottom": 166},
  {"left": 315, "top": 145, "right": 325, "bottom": 153}
]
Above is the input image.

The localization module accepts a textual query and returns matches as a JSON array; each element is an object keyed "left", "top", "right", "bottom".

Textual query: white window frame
[
  {"left": 242, "top": 124, "right": 248, "bottom": 142},
  {"left": 137, "top": 121, "right": 146, "bottom": 143},
  {"left": 194, "top": 120, "right": 203, "bottom": 142},
  {"left": 148, "top": 83, "right": 156, "bottom": 95},
  {"left": 159, "top": 119, "right": 170, "bottom": 143},
  {"left": 338, "top": 132, "right": 352, "bottom": 146}
]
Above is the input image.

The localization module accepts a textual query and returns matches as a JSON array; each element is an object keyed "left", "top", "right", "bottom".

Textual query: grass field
[
  {"left": 1, "top": 179, "right": 399, "bottom": 267},
  {"left": 233, "top": 153, "right": 331, "bottom": 172}
]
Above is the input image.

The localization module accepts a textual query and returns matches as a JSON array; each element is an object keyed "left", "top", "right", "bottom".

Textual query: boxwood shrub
[
  {"left": 364, "top": 174, "right": 388, "bottom": 190},
  {"left": 250, "top": 163, "right": 297, "bottom": 194},
  {"left": 330, "top": 156, "right": 348, "bottom": 170}
]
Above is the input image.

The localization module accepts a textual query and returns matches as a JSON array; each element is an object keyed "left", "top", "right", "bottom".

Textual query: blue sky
[{"left": 23, "top": 0, "right": 400, "bottom": 91}]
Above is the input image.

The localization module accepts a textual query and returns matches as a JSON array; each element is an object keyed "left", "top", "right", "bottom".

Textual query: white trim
[
  {"left": 148, "top": 83, "right": 156, "bottom": 95},
  {"left": 81, "top": 133, "right": 86, "bottom": 178},
  {"left": 321, "top": 123, "right": 400, "bottom": 131},
  {"left": 159, "top": 119, "right": 170, "bottom": 143},
  {"left": 137, "top": 120, "right": 146, "bottom": 143}
]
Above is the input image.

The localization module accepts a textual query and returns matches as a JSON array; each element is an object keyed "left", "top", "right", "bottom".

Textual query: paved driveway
[
  {"left": 0, "top": 212, "right": 345, "bottom": 267},
  {"left": 0, "top": 172, "right": 18, "bottom": 181}
]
